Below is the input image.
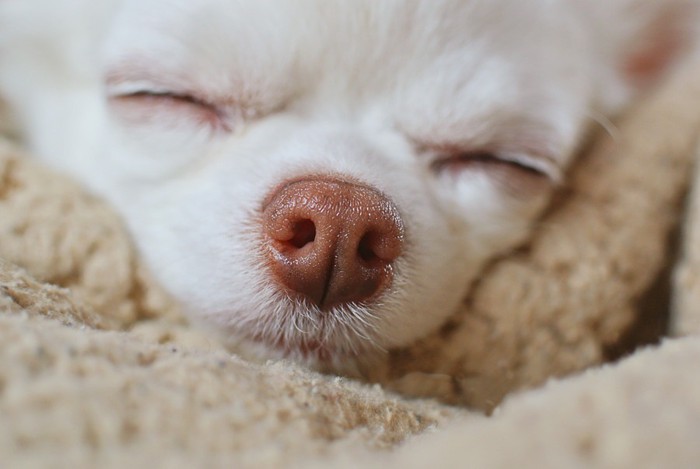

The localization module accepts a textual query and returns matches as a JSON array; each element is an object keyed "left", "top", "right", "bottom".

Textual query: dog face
[{"left": 1, "top": 0, "right": 696, "bottom": 368}]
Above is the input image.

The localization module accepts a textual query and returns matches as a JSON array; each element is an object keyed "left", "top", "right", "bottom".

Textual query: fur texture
[{"left": 0, "top": 0, "right": 697, "bottom": 368}]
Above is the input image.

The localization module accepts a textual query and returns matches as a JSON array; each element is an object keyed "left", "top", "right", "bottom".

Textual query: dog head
[{"left": 3, "top": 0, "right": 697, "bottom": 368}]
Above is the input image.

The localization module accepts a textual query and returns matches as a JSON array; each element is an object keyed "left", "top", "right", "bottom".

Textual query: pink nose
[{"left": 262, "top": 176, "right": 405, "bottom": 310}]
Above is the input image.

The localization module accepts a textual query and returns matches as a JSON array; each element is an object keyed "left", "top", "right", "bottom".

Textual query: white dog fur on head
[{"left": 0, "top": 0, "right": 697, "bottom": 369}]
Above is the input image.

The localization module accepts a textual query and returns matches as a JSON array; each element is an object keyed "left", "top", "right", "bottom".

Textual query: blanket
[{"left": 2, "top": 61, "right": 700, "bottom": 467}]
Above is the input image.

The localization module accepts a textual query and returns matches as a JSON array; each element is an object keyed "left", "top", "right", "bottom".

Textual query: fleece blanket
[{"left": 2, "top": 60, "right": 700, "bottom": 467}]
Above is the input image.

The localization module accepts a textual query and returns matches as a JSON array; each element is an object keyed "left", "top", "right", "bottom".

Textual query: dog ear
[
  {"left": 620, "top": 2, "right": 698, "bottom": 86},
  {"left": 589, "top": 0, "right": 699, "bottom": 111}
]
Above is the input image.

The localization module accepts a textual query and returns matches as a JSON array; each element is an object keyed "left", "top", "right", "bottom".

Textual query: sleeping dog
[{"left": 0, "top": 0, "right": 697, "bottom": 369}]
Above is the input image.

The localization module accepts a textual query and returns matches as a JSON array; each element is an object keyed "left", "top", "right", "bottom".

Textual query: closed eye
[
  {"left": 107, "top": 89, "right": 232, "bottom": 132},
  {"left": 431, "top": 151, "right": 560, "bottom": 195},
  {"left": 432, "top": 152, "right": 548, "bottom": 176}
]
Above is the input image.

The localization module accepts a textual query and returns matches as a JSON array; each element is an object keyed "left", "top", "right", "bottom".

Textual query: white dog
[{"left": 0, "top": 0, "right": 697, "bottom": 370}]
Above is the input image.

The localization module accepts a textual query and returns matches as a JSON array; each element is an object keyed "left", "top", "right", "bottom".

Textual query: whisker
[{"left": 585, "top": 109, "right": 620, "bottom": 141}]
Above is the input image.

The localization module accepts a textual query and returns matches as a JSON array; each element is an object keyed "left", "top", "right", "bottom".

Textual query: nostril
[
  {"left": 290, "top": 219, "right": 316, "bottom": 249},
  {"left": 358, "top": 231, "right": 389, "bottom": 264},
  {"left": 357, "top": 228, "right": 403, "bottom": 264},
  {"left": 358, "top": 233, "right": 378, "bottom": 263}
]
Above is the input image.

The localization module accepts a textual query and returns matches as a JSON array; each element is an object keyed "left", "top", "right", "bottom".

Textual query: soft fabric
[
  {"left": 327, "top": 337, "right": 700, "bottom": 469},
  {"left": 674, "top": 141, "right": 700, "bottom": 336},
  {"left": 2, "top": 62, "right": 700, "bottom": 467}
]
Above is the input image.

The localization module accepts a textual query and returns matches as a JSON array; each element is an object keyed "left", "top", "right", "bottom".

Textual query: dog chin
[{"left": 212, "top": 305, "right": 389, "bottom": 371}]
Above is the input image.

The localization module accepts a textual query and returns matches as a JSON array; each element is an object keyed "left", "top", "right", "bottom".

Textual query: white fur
[{"left": 0, "top": 0, "right": 697, "bottom": 368}]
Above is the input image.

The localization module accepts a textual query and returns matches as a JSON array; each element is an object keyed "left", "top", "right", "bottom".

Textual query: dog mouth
[
  {"left": 237, "top": 299, "right": 384, "bottom": 363},
  {"left": 245, "top": 332, "right": 351, "bottom": 363}
]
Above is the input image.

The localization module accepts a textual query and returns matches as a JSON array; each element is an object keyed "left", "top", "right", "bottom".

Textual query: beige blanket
[{"left": 2, "top": 62, "right": 700, "bottom": 467}]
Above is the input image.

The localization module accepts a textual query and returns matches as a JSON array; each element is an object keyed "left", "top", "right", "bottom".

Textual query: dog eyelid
[
  {"left": 106, "top": 81, "right": 217, "bottom": 109},
  {"left": 430, "top": 150, "right": 561, "bottom": 198},
  {"left": 426, "top": 144, "right": 561, "bottom": 182},
  {"left": 493, "top": 153, "right": 562, "bottom": 182},
  {"left": 106, "top": 80, "right": 174, "bottom": 97},
  {"left": 106, "top": 82, "right": 234, "bottom": 132}
]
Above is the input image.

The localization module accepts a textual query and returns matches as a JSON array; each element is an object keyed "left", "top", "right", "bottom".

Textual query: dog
[{"left": 0, "top": 0, "right": 697, "bottom": 370}]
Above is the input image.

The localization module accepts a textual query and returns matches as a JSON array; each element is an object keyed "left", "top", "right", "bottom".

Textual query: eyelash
[
  {"left": 431, "top": 150, "right": 556, "bottom": 180},
  {"left": 431, "top": 151, "right": 547, "bottom": 177},
  {"left": 108, "top": 90, "right": 232, "bottom": 132}
]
